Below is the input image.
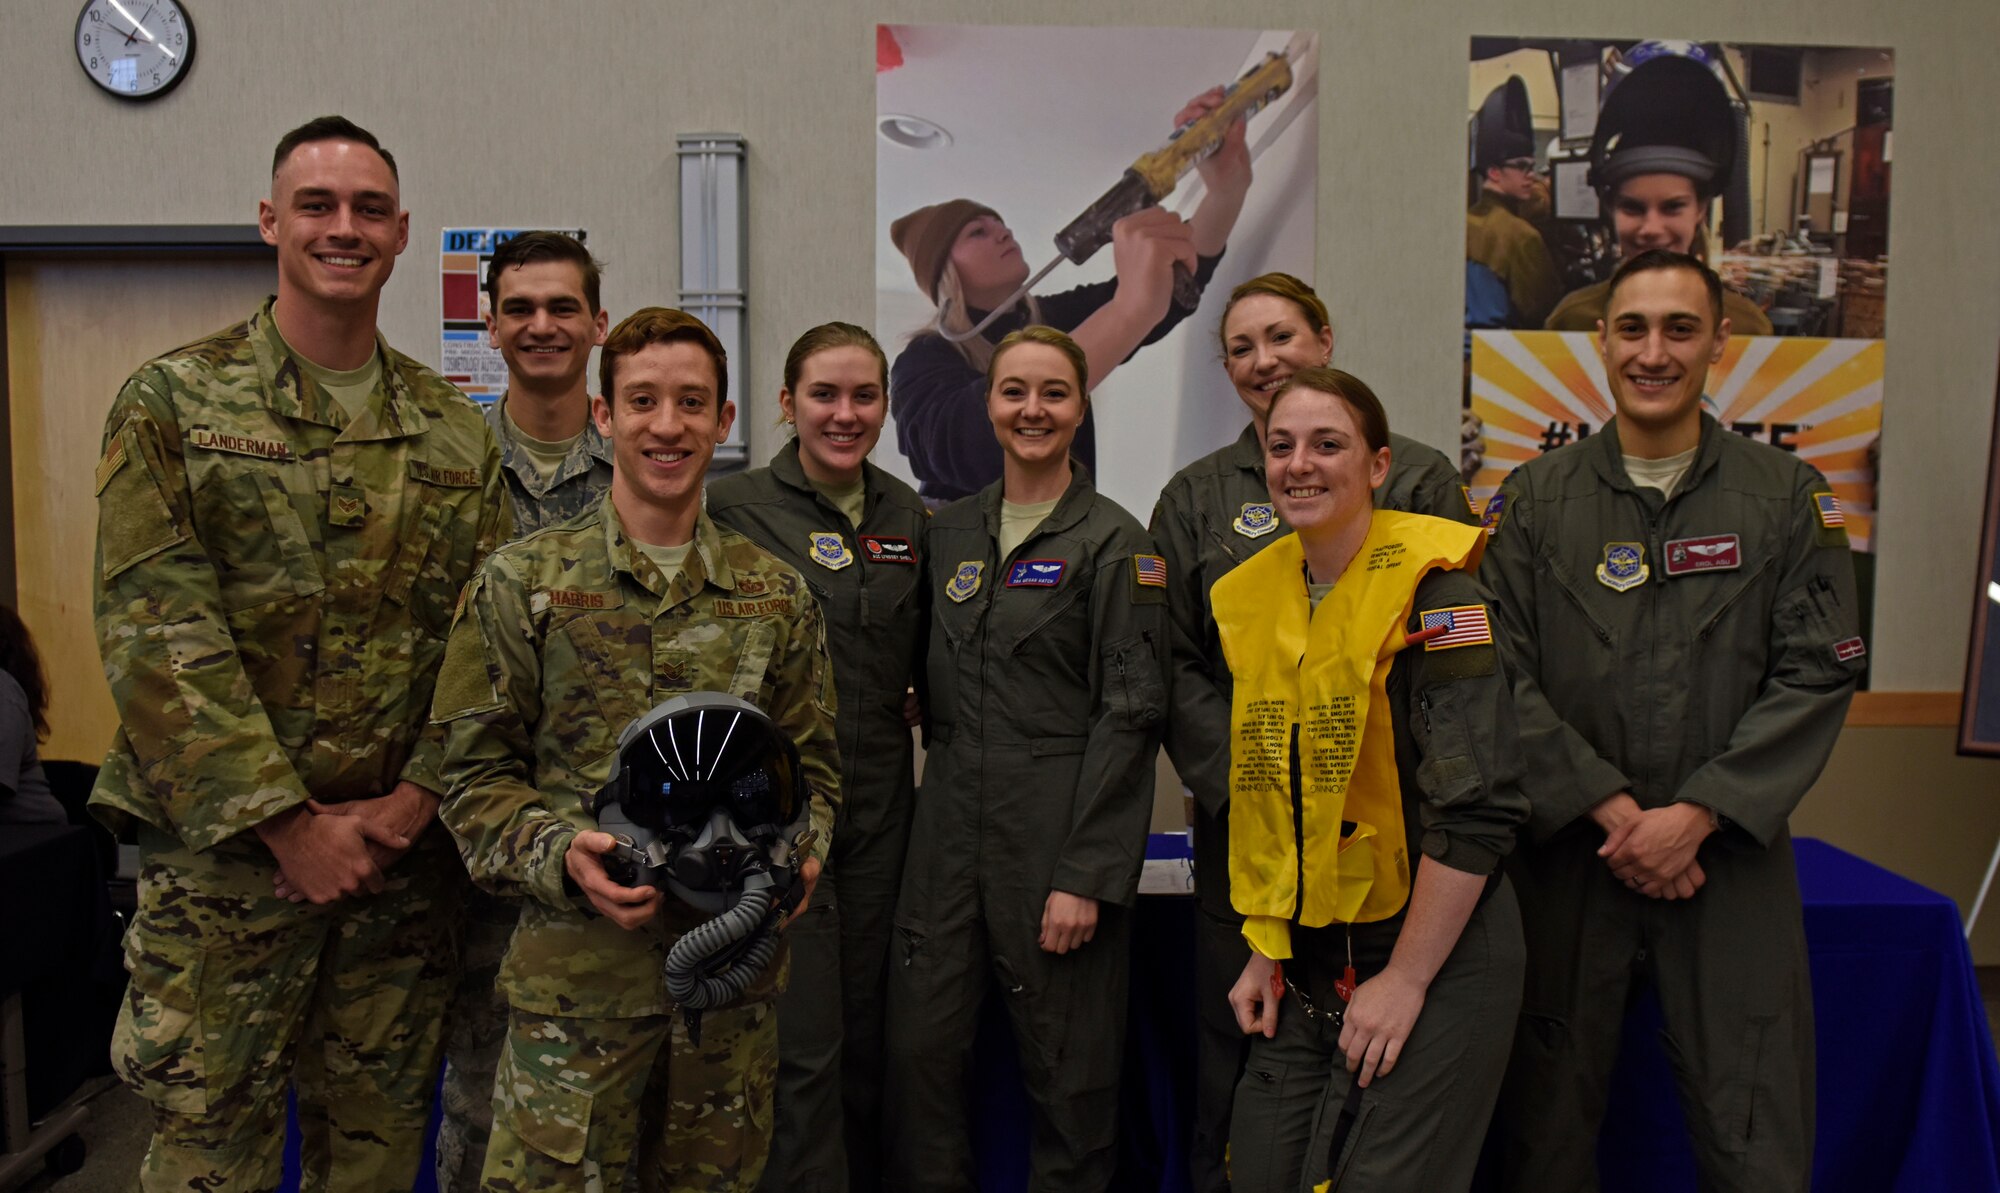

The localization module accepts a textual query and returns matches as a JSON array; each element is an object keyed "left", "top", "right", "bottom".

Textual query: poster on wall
[
  {"left": 441, "top": 226, "right": 590, "bottom": 404},
  {"left": 876, "top": 24, "right": 1320, "bottom": 513},
  {"left": 1461, "top": 38, "right": 1892, "bottom": 553}
]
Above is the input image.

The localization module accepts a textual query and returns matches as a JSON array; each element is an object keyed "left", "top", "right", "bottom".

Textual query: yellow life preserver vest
[{"left": 1213, "top": 511, "right": 1485, "bottom": 958}]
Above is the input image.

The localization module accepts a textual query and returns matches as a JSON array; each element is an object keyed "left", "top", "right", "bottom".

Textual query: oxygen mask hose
[{"left": 664, "top": 881, "right": 781, "bottom": 1012}]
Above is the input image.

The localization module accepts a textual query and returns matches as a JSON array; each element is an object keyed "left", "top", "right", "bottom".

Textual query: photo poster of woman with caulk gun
[{"left": 875, "top": 24, "right": 1320, "bottom": 513}]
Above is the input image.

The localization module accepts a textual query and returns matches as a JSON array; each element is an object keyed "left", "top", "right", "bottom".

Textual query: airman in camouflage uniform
[
  {"left": 439, "top": 231, "right": 615, "bottom": 1193},
  {"left": 435, "top": 307, "right": 839, "bottom": 1192},
  {"left": 91, "top": 117, "right": 508, "bottom": 1192}
]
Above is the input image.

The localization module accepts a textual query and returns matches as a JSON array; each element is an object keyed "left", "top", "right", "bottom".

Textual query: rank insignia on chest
[
  {"left": 1664, "top": 533, "right": 1741, "bottom": 577},
  {"left": 1234, "top": 502, "right": 1278, "bottom": 538},
  {"left": 1006, "top": 559, "right": 1066, "bottom": 588},
  {"left": 1596, "top": 542, "right": 1649, "bottom": 591},
  {"left": 860, "top": 534, "right": 917, "bottom": 565},
  {"left": 808, "top": 532, "right": 854, "bottom": 571},
  {"left": 329, "top": 482, "right": 367, "bottom": 528},
  {"left": 945, "top": 560, "right": 984, "bottom": 603}
]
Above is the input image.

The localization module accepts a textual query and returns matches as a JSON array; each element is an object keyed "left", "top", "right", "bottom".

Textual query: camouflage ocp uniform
[
  {"left": 90, "top": 298, "right": 507, "bottom": 1191},
  {"left": 437, "top": 391, "right": 617, "bottom": 1193},
  {"left": 485, "top": 391, "right": 617, "bottom": 536},
  {"left": 434, "top": 497, "right": 840, "bottom": 1192}
]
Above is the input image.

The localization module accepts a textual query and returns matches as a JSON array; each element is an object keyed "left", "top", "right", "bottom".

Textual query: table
[
  {"left": 1596, "top": 838, "right": 2000, "bottom": 1193},
  {"left": 275, "top": 836, "right": 2000, "bottom": 1192}
]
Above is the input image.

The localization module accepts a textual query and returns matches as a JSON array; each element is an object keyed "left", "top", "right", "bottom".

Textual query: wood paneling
[{"left": 6, "top": 254, "right": 274, "bottom": 764}]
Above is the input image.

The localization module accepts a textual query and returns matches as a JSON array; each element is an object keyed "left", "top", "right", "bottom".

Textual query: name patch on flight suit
[
  {"left": 1480, "top": 494, "right": 1507, "bottom": 536},
  {"left": 715, "top": 597, "right": 796, "bottom": 617},
  {"left": 945, "top": 561, "right": 984, "bottom": 603},
  {"left": 1597, "top": 542, "right": 1649, "bottom": 592},
  {"left": 807, "top": 532, "right": 854, "bottom": 571},
  {"left": 190, "top": 428, "right": 294, "bottom": 461},
  {"left": 1663, "top": 534, "right": 1741, "bottom": 576},
  {"left": 1234, "top": 503, "right": 1278, "bottom": 538},
  {"left": 1006, "top": 559, "right": 1065, "bottom": 588},
  {"left": 860, "top": 535, "right": 917, "bottom": 565}
]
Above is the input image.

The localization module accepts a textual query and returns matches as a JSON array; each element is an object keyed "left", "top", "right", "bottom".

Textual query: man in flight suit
[
  {"left": 1485, "top": 250, "right": 1864, "bottom": 1191},
  {"left": 433, "top": 307, "right": 839, "bottom": 1191},
  {"left": 436, "top": 229, "right": 613, "bottom": 1192},
  {"left": 91, "top": 115, "right": 507, "bottom": 1191}
]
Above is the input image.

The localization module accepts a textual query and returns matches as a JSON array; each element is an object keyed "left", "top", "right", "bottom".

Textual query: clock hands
[
  {"left": 105, "top": 0, "right": 175, "bottom": 61},
  {"left": 123, "top": 4, "right": 154, "bottom": 46}
]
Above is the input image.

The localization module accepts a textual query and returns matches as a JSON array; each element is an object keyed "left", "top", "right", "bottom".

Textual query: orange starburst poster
[{"left": 1467, "top": 331, "right": 1882, "bottom": 549}]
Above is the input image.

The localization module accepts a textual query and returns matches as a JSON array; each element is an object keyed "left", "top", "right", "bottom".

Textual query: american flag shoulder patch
[
  {"left": 1132, "top": 554, "right": 1168, "bottom": 587},
  {"left": 1813, "top": 492, "right": 1845, "bottom": 528},
  {"left": 1418, "top": 604, "right": 1493, "bottom": 651}
]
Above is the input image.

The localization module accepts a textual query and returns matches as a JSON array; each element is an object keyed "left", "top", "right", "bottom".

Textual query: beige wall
[
  {"left": 1795, "top": 726, "right": 2000, "bottom": 962},
  {"left": 5, "top": 1, "right": 1999, "bottom": 943}
]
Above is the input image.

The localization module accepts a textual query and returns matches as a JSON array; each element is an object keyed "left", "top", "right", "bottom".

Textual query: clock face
[{"left": 75, "top": 0, "right": 195, "bottom": 101}]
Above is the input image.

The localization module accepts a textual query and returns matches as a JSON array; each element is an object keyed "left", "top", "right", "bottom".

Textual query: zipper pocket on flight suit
[
  {"left": 1011, "top": 587, "right": 1089, "bottom": 653},
  {"left": 1695, "top": 556, "right": 1777, "bottom": 642},
  {"left": 1547, "top": 556, "right": 1615, "bottom": 646}
]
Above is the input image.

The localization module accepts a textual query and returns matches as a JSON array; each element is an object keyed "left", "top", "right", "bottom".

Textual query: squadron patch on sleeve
[{"left": 1480, "top": 493, "right": 1507, "bottom": 536}]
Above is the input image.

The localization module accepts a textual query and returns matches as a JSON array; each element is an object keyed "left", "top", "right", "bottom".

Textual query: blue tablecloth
[
  {"left": 282, "top": 835, "right": 2000, "bottom": 1192},
  {"left": 1597, "top": 838, "right": 2000, "bottom": 1193}
]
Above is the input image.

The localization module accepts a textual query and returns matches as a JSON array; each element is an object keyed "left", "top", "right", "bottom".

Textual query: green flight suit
[
  {"left": 884, "top": 466, "right": 1168, "bottom": 1191},
  {"left": 437, "top": 391, "right": 618, "bottom": 1193},
  {"left": 90, "top": 298, "right": 508, "bottom": 1192},
  {"left": 707, "top": 440, "right": 930, "bottom": 1193},
  {"left": 1482, "top": 415, "right": 1863, "bottom": 1193},
  {"left": 1466, "top": 193, "right": 1562, "bottom": 329},
  {"left": 1148, "top": 424, "right": 1478, "bottom": 1193},
  {"left": 1227, "top": 566, "right": 1529, "bottom": 1193},
  {"left": 1547, "top": 280, "right": 1775, "bottom": 336},
  {"left": 433, "top": 498, "right": 841, "bottom": 1192}
]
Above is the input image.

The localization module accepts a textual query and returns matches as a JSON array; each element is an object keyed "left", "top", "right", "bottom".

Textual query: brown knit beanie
[{"left": 891, "top": 199, "right": 999, "bottom": 302}]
